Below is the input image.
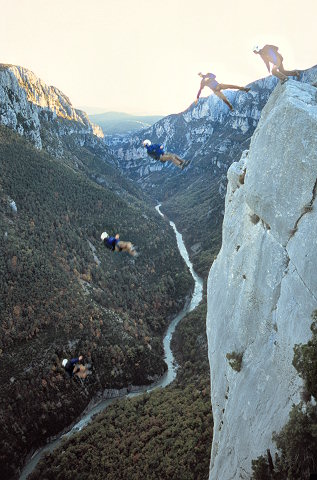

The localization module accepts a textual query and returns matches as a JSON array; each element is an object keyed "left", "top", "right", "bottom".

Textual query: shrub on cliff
[
  {"left": 293, "top": 310, "right": 317, "bottom": 400},
  {"left": 251, "top": 311, "right": 317, "bottom": 480}
]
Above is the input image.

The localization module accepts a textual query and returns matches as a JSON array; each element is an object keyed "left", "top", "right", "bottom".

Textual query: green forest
[
  {"left": 29, "top": 299, "right": 213, "bottom": 480},
  {"left": 0, "top": 124, "right": 194, "bottom": 479},
  {"left": 0, "top": 75, "right": 222, "bottom": 480}
]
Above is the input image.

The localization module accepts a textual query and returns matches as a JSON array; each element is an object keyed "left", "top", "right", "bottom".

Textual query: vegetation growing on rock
[{"left": 251, "top": 311, "right": 317, "bottom": 480}]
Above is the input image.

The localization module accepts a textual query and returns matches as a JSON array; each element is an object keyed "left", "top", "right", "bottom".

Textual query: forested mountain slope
[
  {"left": 0, "top": 122, "right": 192, "bottom": 478},
  {"left": 28, "top": 302, "right": 212, "bottom": 480}
]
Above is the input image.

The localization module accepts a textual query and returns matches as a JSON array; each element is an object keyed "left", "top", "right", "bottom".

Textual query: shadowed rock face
[{"left": 206, "top": 80, "right": 317, "bottom": 480}]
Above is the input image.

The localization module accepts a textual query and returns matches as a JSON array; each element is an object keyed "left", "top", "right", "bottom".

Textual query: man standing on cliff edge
[{"left": 253, "top": 45, "right": 300, "bottom": 83}]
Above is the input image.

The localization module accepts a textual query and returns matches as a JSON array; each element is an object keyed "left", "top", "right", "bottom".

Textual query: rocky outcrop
[
  {"left": 206, "top": 80, "right": 317, "bottom": 479},
  {"left": 0, "top": 64, "right": 104, "bottom": 154}
]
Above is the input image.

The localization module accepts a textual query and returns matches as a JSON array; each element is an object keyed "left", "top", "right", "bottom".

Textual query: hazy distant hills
[{"left": 89, "top": 111, "right": 164, "bottom": 135}]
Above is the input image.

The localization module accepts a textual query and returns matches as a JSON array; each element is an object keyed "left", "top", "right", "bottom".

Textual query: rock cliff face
[
  {"left": 206, "top": 80, "right": 317, "bottom": 479},
  {"left": 0, "top": 64, "right": 104, "bottom": 156}
]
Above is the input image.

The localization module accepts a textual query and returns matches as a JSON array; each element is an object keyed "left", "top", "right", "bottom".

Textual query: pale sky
[{"left": 1, "top": 0, "right": 316, "bottom": 115}]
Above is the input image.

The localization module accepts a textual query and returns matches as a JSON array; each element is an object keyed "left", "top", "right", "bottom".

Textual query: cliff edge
[{"left": 207, "top": 80, "right": 317, "bottom": 479}]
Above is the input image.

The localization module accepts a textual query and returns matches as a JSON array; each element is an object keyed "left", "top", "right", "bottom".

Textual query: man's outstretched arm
[
  {"left": 261, "top": 56, "right": 271, "bottom": 73},
  {"left": 196, "top": 84, "right": 203, "bottom": 100}
]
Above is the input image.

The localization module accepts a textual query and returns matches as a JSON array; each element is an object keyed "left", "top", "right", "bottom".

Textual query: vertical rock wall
[{"left": 207, "top": 80, "right": 317, "bottom": 479}]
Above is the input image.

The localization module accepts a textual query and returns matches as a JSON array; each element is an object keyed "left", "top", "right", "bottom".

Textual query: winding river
[{"left": 20, "top": 204, "right": 203, "bottom": 480}]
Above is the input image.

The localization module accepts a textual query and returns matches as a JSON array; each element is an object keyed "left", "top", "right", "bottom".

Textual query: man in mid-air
[
  {"left": 101, "top": 232, "right": 137, "bottom": 256},
  {"left": 62, "top": 355, "right": 91, "bottom": 379},
  {"left": 142, "top": 139, "right": 190, "bottom": 170},
  {"left": 195, "top": 72, "right": 250, "bottom": 110}
]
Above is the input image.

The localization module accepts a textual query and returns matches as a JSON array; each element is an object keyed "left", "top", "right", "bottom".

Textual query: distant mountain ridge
[{"left": 89, "top": 111, "right": 164, "bottom": 135}]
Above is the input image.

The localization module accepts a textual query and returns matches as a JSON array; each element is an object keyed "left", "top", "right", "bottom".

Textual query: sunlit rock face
[
  {"left": 0, "top": 64, "right": 104, "bottom": 156},
  {"left": 206, "top": 80, "right": 317, "bottom": 480}
]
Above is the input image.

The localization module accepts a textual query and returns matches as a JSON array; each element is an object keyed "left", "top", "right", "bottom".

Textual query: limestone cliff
[
  {"left": 207, "top": 80, "right": 317, "bottom": 479},
  {"left": 0, "top": 64, "right": 104, "bottom": 154}
]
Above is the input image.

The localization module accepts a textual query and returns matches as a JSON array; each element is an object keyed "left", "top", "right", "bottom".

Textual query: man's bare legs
[
  {"left": 279, "top": 63, "right": 299, "bottom": 77},
  {"left": 116, "top": 241, "right": 136, "bottom": 256},
  {"left": 74, "top": 365, "right": 88, "bottom": 379},
  {"left": 219, "top": 84, "right": 250, "bottom": 92},
  {"left": 214, "top": 84, "right": 250, "bottom": 110},
  {"left": 161, "top": 153, "right": 184, "bottom": 168},
  {"left": 272, "top": 62, "right": 299, "bottom": 83},
  {"left": 272, "top": 63, "right": 300, "bottom": 83},
  {"left": 271, "top": 65, "right": 287, "bottom": 81},
  {"left": 214, "top": 90, "right": 234, "bottom": 110}
]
